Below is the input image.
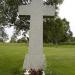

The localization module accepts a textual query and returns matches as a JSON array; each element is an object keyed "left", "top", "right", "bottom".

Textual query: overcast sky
[{"left": 59, "top": 0, "right": 75, "bottom": 36}]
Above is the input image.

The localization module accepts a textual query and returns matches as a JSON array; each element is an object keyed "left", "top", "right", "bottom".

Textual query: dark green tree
[
  {"left": 43, "top": 17, "right": 72, "bottom": 44},
  {"left": 0, "top": 26, "right": 8, "bottom": 42},
  {"left": 0, "top": 0, "right": 63, "bottom": 27},
  {"left": 0, "top": 0, "right": 64, "bottom": 42}
]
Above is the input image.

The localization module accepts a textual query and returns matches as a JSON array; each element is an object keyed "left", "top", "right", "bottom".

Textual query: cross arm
[
  {"left": 42, "top": 5, "right": 55, "bottom": 16},
  {"left": 18, "top": 5, "right": 31, "bottom": 15}
]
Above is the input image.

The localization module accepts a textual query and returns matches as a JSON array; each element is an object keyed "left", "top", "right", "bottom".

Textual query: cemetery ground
[{"left": 0, "top": 43, "right": 75, "bottom": 75}]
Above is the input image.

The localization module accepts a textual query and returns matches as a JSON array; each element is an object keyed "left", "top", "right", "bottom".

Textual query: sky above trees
[{"left": 59, "top": 0, "right": 75, "bottom": 36}]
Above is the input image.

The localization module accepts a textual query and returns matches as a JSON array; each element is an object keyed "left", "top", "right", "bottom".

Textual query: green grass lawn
[{"left": 0, "top": 43, "right": 75, "bottom": 75}]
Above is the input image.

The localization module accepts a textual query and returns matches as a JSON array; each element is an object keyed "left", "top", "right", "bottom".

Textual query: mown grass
[
  {"left": 0, "top": 43, "right": 28, "bottom": 75},
  {"left": 44, "top": 45, "right": 75, "bottom": 75},
  {"left": 0, "top": 43, "right": 75, "bottom": 75}
]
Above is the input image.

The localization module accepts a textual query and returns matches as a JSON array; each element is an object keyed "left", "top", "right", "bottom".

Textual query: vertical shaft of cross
[
  {"left": 29, "top": 15, "right": 43, "bottom": 54},
  {"left": 23, "top": 0, "right": 45, "bottom": 70},
  {"left": 23, "top": 15, "right": 45, "bottom": 71}
]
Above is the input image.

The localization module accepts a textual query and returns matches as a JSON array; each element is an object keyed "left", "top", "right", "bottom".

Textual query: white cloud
[{"left": 59, "top": 0, "right": 75, "bottom": 37}]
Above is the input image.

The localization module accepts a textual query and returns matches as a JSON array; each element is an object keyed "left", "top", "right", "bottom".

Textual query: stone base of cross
[{"left": 18, "top": 0, "right": 55, "bottom": 75}]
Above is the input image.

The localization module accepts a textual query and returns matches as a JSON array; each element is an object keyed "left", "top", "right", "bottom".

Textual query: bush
[
  {"left": 59, "top": 42, "right": 75, "bottom": 45},
  {"left": 0, "top": 37, "right": 3, "bottom": 42},
  {"left": 17, "top": 38, "right": 28, "bottom": 43}
]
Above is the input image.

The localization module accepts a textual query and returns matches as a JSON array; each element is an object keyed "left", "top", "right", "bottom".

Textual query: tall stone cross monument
[{"left": 19, "top": 0, "right": 55, "bottom": 74}]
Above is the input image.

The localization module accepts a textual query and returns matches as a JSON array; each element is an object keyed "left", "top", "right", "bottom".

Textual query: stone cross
[{"left": 19, "top": 0, "right": 55, "bottom": 72}]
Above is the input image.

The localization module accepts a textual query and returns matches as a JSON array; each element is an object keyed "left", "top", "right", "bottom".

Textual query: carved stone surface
[{"left": 18, "top": 0, "right": 55, "bottom": 70}]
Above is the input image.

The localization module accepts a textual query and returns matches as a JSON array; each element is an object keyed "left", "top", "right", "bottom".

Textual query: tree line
[{"left": 0, "top": 0, "right": 74, "bottom": 44}]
